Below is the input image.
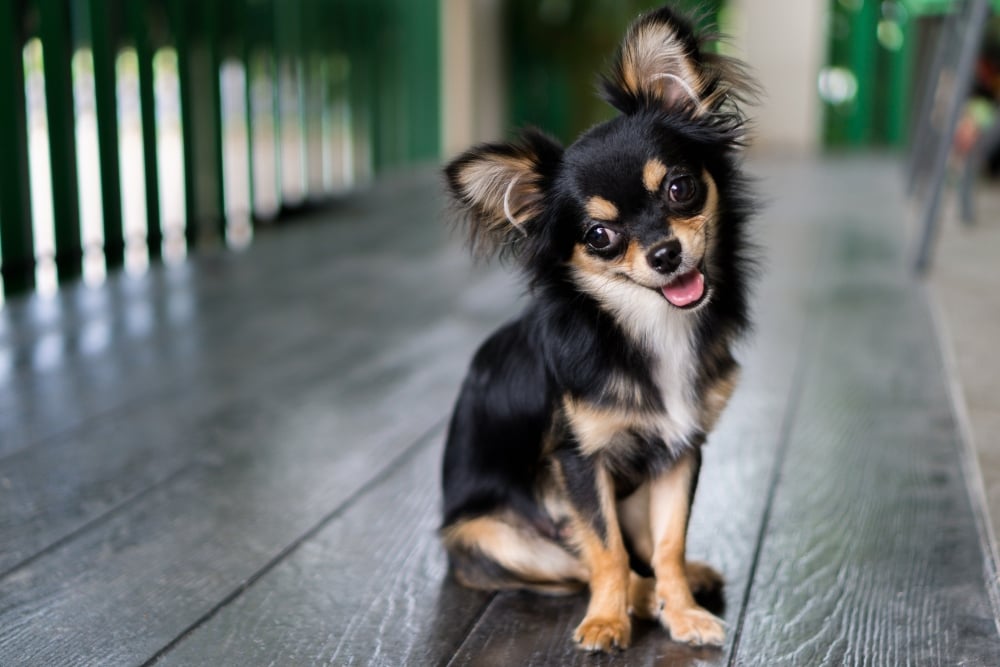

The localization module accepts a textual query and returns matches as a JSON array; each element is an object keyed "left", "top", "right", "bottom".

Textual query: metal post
[{"left": 915, "top": 0, "right": 991, "bottom": 273}]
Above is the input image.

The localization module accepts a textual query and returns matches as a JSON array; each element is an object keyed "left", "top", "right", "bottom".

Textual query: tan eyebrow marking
[
  {"left": 643, "top": 158, "right": 668, "bottom": 193},
  {"left": 585, "top": 195, "right": 619, "bottom": 221}
]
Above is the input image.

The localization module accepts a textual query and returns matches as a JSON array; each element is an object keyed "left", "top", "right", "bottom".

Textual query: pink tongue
[{"left": 661, "top": 270, "right": 705, "bottom": 307}]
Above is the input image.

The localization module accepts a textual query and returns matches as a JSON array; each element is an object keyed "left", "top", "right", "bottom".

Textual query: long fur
[{"left": 439, "top": 3, "right": 759, "bottom": 653}]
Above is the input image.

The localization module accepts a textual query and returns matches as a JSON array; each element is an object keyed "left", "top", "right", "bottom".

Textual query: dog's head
[{"left": 445, "top": 6, "right": 757, "bottom": 313}]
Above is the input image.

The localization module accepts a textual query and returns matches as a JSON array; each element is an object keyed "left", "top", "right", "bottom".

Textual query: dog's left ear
[{"left": 601, "top": 6, "right": 756, "bottom": 120}]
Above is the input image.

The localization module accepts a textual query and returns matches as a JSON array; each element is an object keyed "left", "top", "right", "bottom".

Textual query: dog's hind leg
[{"left": 441, "top": 513, "right": 587, "bottom": 595}]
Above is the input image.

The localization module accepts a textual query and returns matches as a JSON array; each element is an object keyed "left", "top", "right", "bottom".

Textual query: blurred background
[{"left": 1, "top": 0, "right": 999, "bottom": 302}]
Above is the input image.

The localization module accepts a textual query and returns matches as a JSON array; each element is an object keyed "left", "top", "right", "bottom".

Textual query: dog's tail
[{"left": 441, "top": 513, "right": 587, "bottom": 595}]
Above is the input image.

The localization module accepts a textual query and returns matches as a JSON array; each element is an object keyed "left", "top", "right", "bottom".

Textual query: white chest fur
[{"left": 574, "top": 273, "right": 703, "bottom": 449}]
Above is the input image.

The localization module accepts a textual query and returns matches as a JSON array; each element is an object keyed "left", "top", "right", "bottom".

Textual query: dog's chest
[
  {"left": 645, "top": 312, "right": 700, "bottom": 446},
  {"left": 613, "top": 289, "right": 702, "bottom": 447}
]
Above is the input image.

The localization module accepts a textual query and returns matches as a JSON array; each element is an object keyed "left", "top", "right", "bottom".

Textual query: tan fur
[
  {"left": 614, "top": 15, "right": 759, "bottom": 118},
  {"left": 627, "top": 563, "right": 723, "bottom": 619},
  {"left": 605, "top": 371, "right": 648, "bottom": 407},
  {"left": 699, "top": 364, "right": 741, "bottom": 432},
  {"left": 567, "top": 466, "right": 632, "bottom": 652},
  {"left": 667, "top": 170, "right": 719, "bottom": 269},
  {"left": 628, "top": 572, "right": 658, "bottom": 619},
  {"left": 563, "top": 396, "right": 657, "bottom": 458},
  {"left": 621, "top": 21, "right": 707, "bottom": 114},
  {"left": 585, "top": 195, "right": 619, "bottom": 221},
  {"left": 456, "top": 155, "right": 543, "bottom": 228},
  {"left": 649, "top": 453, "right": 725, "bottom": 646},
  {"left": 643, "top": 159, "right": 668, "bottom": 193},
  {"left": 685, "top": 560, "right": 724, "bottom": 595},
  {"left": 442, "top": 514, "right": 587, "bottom": 588},
  {"left": 569, "top": 244, "right": 608, "bottom": 280}
]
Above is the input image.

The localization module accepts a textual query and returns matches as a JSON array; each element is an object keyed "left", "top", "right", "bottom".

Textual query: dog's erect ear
[
  {"left": 444, "top": 129, "right": 563, "bottom": 261},
  {"left": 601, "top": 6, "right": 756, "bottom": 119}
]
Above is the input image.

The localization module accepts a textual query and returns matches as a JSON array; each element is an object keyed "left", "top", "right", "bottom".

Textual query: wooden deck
[{"left": 1, "top": 155, "right": 998, "bottom": 666}]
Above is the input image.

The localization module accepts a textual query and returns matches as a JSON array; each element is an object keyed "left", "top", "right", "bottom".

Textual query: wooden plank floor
[{"left": 0, "top": 156, "right": 997, "bottom": 666}]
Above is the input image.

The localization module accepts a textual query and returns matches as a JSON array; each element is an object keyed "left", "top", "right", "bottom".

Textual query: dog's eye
[
  {"left": 668, "top": 175, "right": 698, "bottom": 203},
  {"left": 584, "top": 226, "right": 619, "bottom": 250}
]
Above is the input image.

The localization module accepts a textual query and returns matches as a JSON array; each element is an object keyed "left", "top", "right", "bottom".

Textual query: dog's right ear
[{"left": 445, "top": 129, "right": 563, "bottom": 261}]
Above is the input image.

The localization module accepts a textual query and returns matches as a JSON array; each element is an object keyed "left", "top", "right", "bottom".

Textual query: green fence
[
  {"left": 0, "top": 0, "right": 439, "bottom": 298},
  {"left": 822, "top": 0, "right": 1000, "bottom": 148}
]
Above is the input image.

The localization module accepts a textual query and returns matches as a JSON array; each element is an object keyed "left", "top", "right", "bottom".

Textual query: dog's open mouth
[{"left": 660, "top": 267, "right": 707, "bottom": 309}]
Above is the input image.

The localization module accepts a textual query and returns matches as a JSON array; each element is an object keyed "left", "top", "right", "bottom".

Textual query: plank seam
[
  {"left": 140, "top": 418, "right": 447, "bottom": 667},
  {"left": 726, "top": 315, "right": 816, "bottom": 665},
  {"left": 442, "top": 592, "right": 503, "bottom": 667},
  {"left": 0, "top": 462, "right": 197, "bottom": 583},
  {"left": 925, "top": 282, "right": 1000, "bottom": 637}
]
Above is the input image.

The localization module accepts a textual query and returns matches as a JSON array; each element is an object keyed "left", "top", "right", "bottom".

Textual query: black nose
[{"left": 647, "top": 239, "right": 683, "bottom": 274}]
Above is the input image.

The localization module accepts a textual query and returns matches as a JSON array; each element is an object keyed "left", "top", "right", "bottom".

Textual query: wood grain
[
  {"left": 442, "top": 165, "right": 823, "bottom": 666},
  {"left": 0, "top": 170, "right": 452, "bottom": 460},
  {"left": 730, "top": 282, "right": 1000, "bottom": 666},
  {"left": 155, "top": 436, "right": 496, "bottom": 667},
  {"left": 0, "top": 172, "right": 520, "bottom": 664},
  {"left": 0, "top": 157, "right": 997, "bottom": 666},
  {"left": 0, "top": 170, "right": 519, "bottom": 575}
]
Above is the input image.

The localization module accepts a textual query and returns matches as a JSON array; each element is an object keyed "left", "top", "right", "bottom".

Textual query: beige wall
[
  {"left": 724, "top": 0, "right": 825, "bottom": 153},
  {"left": 440, "top": 0, "right": 506, "bottom": 157}
]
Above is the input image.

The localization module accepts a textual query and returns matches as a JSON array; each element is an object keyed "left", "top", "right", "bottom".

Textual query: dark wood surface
[{"left": 0, "top": 158, "right": 997, "bottom": 666}]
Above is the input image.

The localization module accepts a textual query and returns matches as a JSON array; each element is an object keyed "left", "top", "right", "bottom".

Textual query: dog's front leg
[
  {"left": 555, "top": 448, "right": 631, "bottom": 652},
  {"left": 649, "top": 449, "right": 725, "bottom": 646}
]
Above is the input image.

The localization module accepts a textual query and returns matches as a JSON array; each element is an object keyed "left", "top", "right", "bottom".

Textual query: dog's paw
[
  {"left": 659, "top": 605, "right": 725, "bottom": 646},
  {"left": 627, "top": 574, "right": 658, "bottom": 620},
  {"left": 685, "top": 561, "right": 724, "bottom": 595},
  {"left": 573, "top": 615, "right": 631, "bottom": 652}
]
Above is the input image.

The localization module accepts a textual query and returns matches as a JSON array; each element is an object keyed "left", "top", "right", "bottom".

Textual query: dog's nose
[{"left": 647, "top": 239, "right": 683, "bottom": 274}]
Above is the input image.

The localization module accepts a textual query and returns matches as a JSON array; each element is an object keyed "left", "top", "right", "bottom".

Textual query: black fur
[{"left": 440, "top": 3, "right": 757, "bottom": 602}]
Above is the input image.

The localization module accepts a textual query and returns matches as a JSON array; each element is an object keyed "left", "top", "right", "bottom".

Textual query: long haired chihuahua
[{"left": 440, "top": 4, "right": 758, "bottom": 652}]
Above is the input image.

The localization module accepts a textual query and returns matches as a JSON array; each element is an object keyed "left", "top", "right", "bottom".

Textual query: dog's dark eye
[
  {"left": 668, "top": 175, "right": 698, "bottom": 203},
  {"left": 584, "top": 226, "right": 619, "bottom": 250}
]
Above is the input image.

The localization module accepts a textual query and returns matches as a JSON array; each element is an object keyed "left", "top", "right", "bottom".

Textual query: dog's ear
[
  {"left": 444, "top": 128, "right": 563, "bottom": 261},
  {"left": 601, "top": 6, "right": 757, "bottom": 119}
]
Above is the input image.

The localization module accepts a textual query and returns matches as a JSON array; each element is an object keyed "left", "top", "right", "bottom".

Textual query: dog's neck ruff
[{"left": 572, "top": 271, "right": 702, "bottom": 448}]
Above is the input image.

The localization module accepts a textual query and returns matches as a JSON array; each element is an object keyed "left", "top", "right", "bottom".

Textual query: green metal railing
[{"left": 0, "top": 0, "right": 440, "bottom": 298}]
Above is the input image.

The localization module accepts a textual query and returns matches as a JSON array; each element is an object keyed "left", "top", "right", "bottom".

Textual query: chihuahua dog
[{"left": 440, "top": 4, "right": 757, "bottom": 653}]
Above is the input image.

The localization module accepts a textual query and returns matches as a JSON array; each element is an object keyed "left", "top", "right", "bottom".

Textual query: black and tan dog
[{"left": 440, "top": 4, "right": 758, "bottom": 653}]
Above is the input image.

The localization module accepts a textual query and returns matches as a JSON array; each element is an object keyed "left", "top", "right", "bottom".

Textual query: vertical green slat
[
  {"left": 292, "top": 0, "right": 308, "bottom": 197},
  {"left": 346, "top": 0, "right": 373, "bottom": 179},
  {"left": 166, "top": 0, "right": 198, "bottom": 246},
  {"left": 400, "top": 0, "right": 439, "bottom": 162},
  {"left": 368, "top": 0, "right": 388, "bottom": 171},
  {"left": 167, "top": 0, "right": 224, "bottom": 245},
  {"left": 38, "top": 0, "right": 82, "bottom": 280},
  {"left": 206, "top": 0, "right": 226, "bottom": 237},
  {"left": 270, "top": 1, "right": 282, "bottom": 208},
  {"left": 301, "top": 0, "right": 318, "bottom": 196},
  {"left": 0, "top": 1, "right": 35, "bottom": 293},
  {"left": 127, "top": 0, "right": 161, "bottom": 260},
  {"left": 89, "top": 0, "right": 124, "bottom": 267},
  {"left": 846, "top": 0, "right": 880, "bottom": 145},
  {"left": 240, "top": 0, "right": 256, "bottom": 220},
  {"left": 274, "top": 0, "right": 296, "bottom": 202}
]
